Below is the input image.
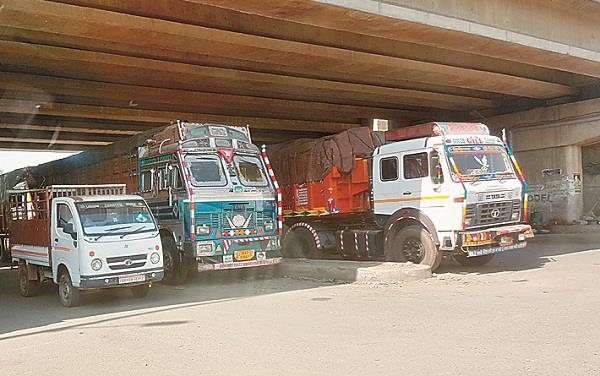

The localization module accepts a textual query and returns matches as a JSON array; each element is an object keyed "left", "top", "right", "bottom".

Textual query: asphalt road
[{"left": 1, "top": 234, "right": 600, "bottom": 375}]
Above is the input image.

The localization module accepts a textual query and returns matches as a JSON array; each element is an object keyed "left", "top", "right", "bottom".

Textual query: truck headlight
[
  {"left": 511, "top": 212, "right": 520, "bottom": 221},
  {"left": 264, "top": 220, "right": 274, "bottom": 231},
  {"left": 150, "top": 252, "right": 160, "bottom": 264},
  {"left": 196, "top": 242, "right": 214, "bottom": 256},
  {"left": 464, "top": 217, "right": 474, "bottom": 227},
  {"left": 91, "top": 258, "right": 102, "bottom": 271},
  {"left": 196, "top": 225, "right": 211, "bottom": 236}
]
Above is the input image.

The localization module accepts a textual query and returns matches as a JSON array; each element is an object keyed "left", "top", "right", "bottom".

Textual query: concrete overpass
[{"left": 1, "top": 0, "right": 600, "bottom": 223}]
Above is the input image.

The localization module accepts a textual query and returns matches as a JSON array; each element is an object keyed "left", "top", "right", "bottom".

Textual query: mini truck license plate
[{"left": 118, "top": 273, "right": 145, "bottom": 284}]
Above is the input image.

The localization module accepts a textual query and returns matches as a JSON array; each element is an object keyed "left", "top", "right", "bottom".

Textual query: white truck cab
[
  {"left": 9, "top": 185, "right": 164, "bottom": 307},
  {"left": 373, "top": 122, "right": 532, "bottom": 268}
]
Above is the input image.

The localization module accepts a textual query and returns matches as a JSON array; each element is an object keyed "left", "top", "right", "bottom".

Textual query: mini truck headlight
[
  {"left": 150, "top": 252, "right": 160, "bottom": 264},
  {"left": 196, "top": 242, "right": 214, "bottom": 256},
  {"left": 511, "top": 211, "right": 520, "bottom": 221},
  {"left": 196, "top": 224, "right": 211, "bottom": 236},
  {"left": 91, "top": 258, "right": 102, "bottom": 271}
]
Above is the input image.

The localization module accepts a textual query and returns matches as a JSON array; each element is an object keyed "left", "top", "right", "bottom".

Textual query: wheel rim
[
  {"left": 60, "top": 278, "right": 70, "bottom": 303},
  {"left": 401, "top": 238, "right": 425, "bottom": 263}
]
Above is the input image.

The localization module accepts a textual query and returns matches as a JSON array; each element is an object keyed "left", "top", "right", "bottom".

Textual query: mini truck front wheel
[
  {"left": 386, "top": 225, "right": 442, "bottom": 271},
  {"left": 58, "top": 270, "right": 80, "bottom": 308}
]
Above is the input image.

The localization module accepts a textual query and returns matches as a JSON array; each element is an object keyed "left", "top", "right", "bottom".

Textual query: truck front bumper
[
  {"left": 198, "top": 254, "right": 282, "bottom": 271},
  {"left": 79, "top": 268, "right": 164, "bottom": 289},
  {"left": 460, "top": 224, "right": 534, "bottom": 257}
]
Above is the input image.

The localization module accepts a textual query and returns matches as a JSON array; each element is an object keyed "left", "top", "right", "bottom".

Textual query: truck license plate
[
  {"left": 118, "top": 274, "right": 145, "bottom": 284},
  {"left": 235, "top": 250, "right": 254, "bottom": 261},
  {"left": 467, "top": 242, "right": 527, "bottom": 257}
]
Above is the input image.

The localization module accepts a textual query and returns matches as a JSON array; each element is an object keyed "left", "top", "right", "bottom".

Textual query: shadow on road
[
  {"left": 0, "top": 266, "right": 329, "bottom": 337},
  {"left": 437, "top": 233, "right": 600, "bottom": 274}
]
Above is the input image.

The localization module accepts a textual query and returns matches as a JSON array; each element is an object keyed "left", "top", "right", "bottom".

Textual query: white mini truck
[{"left": 9, "top": 185, "right": 164, "bottom": 307}]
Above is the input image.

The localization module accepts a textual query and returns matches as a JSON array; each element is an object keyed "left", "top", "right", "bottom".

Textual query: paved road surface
[{"left": 1, "top": 234, "right": 599, "bottom": 375}]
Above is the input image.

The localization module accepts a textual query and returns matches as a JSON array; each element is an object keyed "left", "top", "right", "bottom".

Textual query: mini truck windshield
[
  {"left": 76, "top": 200, "right": 157, "bottom": 236},
  {"left": 448, "top": 145, "right": 515, "bottom": 181}
]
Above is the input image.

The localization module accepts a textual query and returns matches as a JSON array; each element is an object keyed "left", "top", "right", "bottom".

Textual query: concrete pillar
[{"left": 487, "top": 99, "right": 600, "bottom": 225}]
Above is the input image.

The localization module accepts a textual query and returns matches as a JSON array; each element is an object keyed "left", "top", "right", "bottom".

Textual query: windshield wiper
[
  {"left": 93, "top": 225, "right": 132, "bottom": 241},
  {"left": 120, "top": 226, "right": 148, "bottom": 239}
]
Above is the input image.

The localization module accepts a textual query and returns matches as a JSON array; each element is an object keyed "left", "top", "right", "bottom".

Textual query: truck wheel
[
  {"left": 386, "top": 225, "right": 442, "bottom": 271},
  {"left": 286, "top": 227, "right": 318, "bottom": 259},
  {"left": 58, "top": 271, "right": 80, "bottom": 308},
  {"left": 18, "top": 264, "right": 39, "bottom": 297},
  {"left": 131, "top": 283, "right": 150, "bottom": 298},
  {"left": 454, "top": 253, "right": 495, "bottom": 267},
  {"left": 162, "top": 236, "right": 188, "bottom": 285}
]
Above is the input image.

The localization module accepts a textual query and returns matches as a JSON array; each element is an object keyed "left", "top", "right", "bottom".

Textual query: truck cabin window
[
  {"left": 141, "top": 170, "right": 152, "bottom": 192},
  {"left": 172, "top": 167, "right": 184, "bottom": 190},
  {"left": 76, "top": 201, "right": 157, "bottom": 236},
  {"left": 403, "top": 152, "right": 429, "bottom": 179},
  {"left": 234, "top": 156, "right": 268, "bottom": 187},
  {"left": 57, "top": 203, "right": 74, "bottom": 229},
  {"left": 380, "top": 157, "right": 399, "bottom": 181},
  {"left": 448, "top": 145, "right": 514, "bottom": 181},
  {"left": 186, "top": 156, "right": 227, "bottom": 186}
]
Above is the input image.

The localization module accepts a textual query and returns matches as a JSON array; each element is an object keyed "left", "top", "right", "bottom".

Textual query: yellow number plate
[{"left": 234, "top": 250, "right": 255, "bottom": 261}]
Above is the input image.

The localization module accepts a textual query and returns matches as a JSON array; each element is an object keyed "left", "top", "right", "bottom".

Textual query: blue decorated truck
[
  {"left": 0, "top": 121, "right": 283, "bottom": 284},
  {"left": 137, "top": 122, "right": 282, "bottom": 283}
]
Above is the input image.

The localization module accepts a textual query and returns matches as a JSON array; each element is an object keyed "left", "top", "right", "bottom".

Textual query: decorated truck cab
[
  {"left": 270, "top": 122, "right": 533, "bottom": 271},
  {"left": 138, "top": 122, "right": 282, "bottom": 283}
]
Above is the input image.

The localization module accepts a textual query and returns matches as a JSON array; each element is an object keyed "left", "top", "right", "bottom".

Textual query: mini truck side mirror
[{"left": 63, "top": 222, "right": 78, "bottom": 240}]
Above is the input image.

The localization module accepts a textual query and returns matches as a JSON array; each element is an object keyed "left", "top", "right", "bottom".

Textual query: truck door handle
[{"left": 403, "top": 191, "right": 412, "bottom": 195}]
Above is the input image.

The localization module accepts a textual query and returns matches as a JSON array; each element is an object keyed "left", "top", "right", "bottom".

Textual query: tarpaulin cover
[{"left": 267, "top": 127, "right": 384, "bottom": 185}]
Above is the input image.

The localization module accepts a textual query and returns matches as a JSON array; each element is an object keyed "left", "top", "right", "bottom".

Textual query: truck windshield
[
  {"left": 76, "top": 200, "right": 157, "bottom": 236},
  {"left": 447, "top": 145, "right": 515, "bottom": 181},
  {"left": 186, "top": 155, "right": 227, "bottom": 186},
  {"left": 234, "top": 155, "right": 268, "bottom": 187}
]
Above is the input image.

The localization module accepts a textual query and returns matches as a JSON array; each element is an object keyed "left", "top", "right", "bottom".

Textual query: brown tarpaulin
[{"left": 267, "top": 127, "right": 384, "bottom": 185}]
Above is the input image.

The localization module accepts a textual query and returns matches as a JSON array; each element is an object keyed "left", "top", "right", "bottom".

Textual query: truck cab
[
  {"left": 373, "top": 122, "right": 532, "bottom": 268},
  {"left": 10, "top": 185, "right": 164, "bottom": 307}
]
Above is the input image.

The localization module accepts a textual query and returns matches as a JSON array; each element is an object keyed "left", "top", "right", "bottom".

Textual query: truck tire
[
  {"left": 454, "top": 253, "right": 495, "bottom": 267},
  {"left": 285, "top": 227, "right": 318, "bottom": 259},
  {"left": 18, "top": 264, "right": 39, "bottom": 297},
  {"left": 131, "top": 283, "right": 150, "bottom": 298},
  {"left": 58, "top": 271, "right": 80, "bottom": 308},
  {"left": 386, "top": 225, "right": 442, "bottom": 271},
  {"left": 162, "top": 236, "right": 189, "bottom": 285}
]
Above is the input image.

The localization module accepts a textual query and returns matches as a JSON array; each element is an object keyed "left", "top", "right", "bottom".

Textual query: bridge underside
[{"left": 0, "top": 0, "right": 599, "bottom": 149}]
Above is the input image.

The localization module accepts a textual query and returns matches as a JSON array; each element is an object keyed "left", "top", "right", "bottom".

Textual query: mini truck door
[{"left": 52, "top": 200, "right": 81, "bottom": 285}]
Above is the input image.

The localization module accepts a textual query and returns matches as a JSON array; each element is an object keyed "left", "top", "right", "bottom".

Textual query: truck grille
[
  {"left": 223, "top": 210, "right": 256, "bottom": 229},
  {"left": 107, "top": 253, "right": 147, "bottom": 271},
  {"left": 196, "top": 213, "right": 220, "bottom": 228},
  {"left": 466, "top": 200, "right": 520, "bottom": 227}
]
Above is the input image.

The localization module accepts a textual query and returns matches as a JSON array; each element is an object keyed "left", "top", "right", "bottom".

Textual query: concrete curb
[{"left": 278, "top": 258, "right": 431, "bottom": 283}]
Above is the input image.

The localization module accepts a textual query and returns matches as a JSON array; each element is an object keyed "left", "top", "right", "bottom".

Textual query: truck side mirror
[
  {"left": 431, "top": 152, "right": 444, "bottom": 185},
  {"left": 63, "top": 222, "right": 77, "bottom": 240}
]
